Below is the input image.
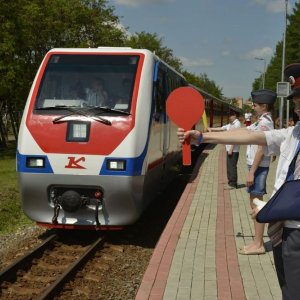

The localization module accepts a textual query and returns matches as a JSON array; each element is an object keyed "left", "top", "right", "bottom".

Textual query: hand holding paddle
[{"left": 166, "top": 87, "right": 204, "bottom": 165}]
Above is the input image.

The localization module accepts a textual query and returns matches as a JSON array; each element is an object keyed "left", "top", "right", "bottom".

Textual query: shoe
[
  {"left": 239, "top": 246, "right": 265, "bottom": 255},
  {"left": 224, "top": 184, "right": 236, "bottom": 190}
]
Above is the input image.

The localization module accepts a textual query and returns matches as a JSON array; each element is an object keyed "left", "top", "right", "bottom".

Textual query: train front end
[{"left": 17, "top": 48, "right": 154, "bottom": 229}]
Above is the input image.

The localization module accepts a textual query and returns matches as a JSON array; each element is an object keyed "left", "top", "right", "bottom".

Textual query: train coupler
[
  {"left": 52, "top": 204, "right": 61, "bottom": 224},
  {"left": 94, "top": 190, "right": 103, "bottom": 228},
  {"left": 50, "top": 189, "right": 61, "bottom": 224}
]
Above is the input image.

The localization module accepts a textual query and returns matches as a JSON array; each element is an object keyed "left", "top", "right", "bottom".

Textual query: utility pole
[{"left": 280, "top": 0, "right": 288, "bottom": 128}]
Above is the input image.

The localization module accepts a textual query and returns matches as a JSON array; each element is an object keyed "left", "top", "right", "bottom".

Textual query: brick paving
[{"left": 135, "top": 144, "right": 281, "bottom": 300}]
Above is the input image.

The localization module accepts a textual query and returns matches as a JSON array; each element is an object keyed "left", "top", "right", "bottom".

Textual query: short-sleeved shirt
[
  {"left": 244, "top": 112, "right": 252, "bottom": 121},
  {"left": 264, "top": 123, "right": 300, "bottom": 228},
  {"left": 222, "top": 118, "right": 241, "bottom": 152},
  {"left": 246, "top": 113, "right": 274, "bottom": 167}
]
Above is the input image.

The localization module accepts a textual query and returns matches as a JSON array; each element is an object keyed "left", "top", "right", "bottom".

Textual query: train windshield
[{"left": 35, "top": 54, "right": 139, "bottom": 113}]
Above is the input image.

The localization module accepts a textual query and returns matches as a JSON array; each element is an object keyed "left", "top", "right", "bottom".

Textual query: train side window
[{"left": 153, "top": 69, "right": 166, "bottom": 122}]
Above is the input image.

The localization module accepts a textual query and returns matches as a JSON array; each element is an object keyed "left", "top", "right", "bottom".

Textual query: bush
[{"left": 0, "top": 144, "right": 33, "bottom": 234}]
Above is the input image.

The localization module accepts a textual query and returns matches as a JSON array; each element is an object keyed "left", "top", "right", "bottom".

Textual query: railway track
[{"left": 0, "top": 232, "right": 108, "bottom": 299}]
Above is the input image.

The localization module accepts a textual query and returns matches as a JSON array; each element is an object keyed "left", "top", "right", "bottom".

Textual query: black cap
[
  {"left": 284, "top": 63, "right": 300, "bottom": 100},
  {"left": 251, "top": 89, "right": 277, "bottom": 104}
]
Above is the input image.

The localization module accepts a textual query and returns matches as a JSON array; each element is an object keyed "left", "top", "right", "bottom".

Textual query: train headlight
[
  {"left": 66, "top": 121, "right": 90, "bottom": 142},
  {"left": 107, "top": 159, "right": 126, "bottom": 171},
  {"left": 26, "top": 157, "right": 45, "bottom": 168}
]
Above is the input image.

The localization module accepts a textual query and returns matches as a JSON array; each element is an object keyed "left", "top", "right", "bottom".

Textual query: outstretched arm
[
  {"left": 207, "top": 127, "right": 225, "bottom": 132},
  {"left": 246, "top": 146, "right": 265, "bottom": 187},
  {"left": 177, "top": 128, "right": 267, "bottom": 146}
]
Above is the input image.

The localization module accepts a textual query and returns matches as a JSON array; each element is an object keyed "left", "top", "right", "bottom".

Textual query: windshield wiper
[
  {"left": 51, "top": 106, "right": 111, "bottom": 125},
  {"left": 36, "top": 105, "right": 80, "bottom": 110},
  {"left": 90, "top": 106, "right": 131, "bottom": 116}
]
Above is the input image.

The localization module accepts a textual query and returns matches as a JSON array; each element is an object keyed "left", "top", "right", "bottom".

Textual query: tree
[
  {"left": 252, "top": 2, "right": 300, "bottom": 118},
  {"left": 127, "top": 31, "right": 182, "bottom": 71},
  {"left": 0, "top": 0, "right": 127, "bottom": 108},
  {"left": 286, "top": 2, "right": 300, "bottom": 64},
  {"left": 126, "top": 31, "right": 225, "bottom": 99},
  {"left": 0, "top": 0, "right": 232, "bottom": 147},
  {"left": 183, "top": 71, "right": 223, "bottom": 99},
  {"left": 242, "top": 103, "right": 253, "bottom": 115}
]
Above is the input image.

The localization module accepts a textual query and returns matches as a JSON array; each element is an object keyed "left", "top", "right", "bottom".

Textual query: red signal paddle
[{"left": 166, "top": 87, "right": 204, "bottom": 165}]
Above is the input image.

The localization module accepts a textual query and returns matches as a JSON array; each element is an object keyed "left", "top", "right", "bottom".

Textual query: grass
[{"left": 0, "top": 142, "right": 33, "bottom": 235}]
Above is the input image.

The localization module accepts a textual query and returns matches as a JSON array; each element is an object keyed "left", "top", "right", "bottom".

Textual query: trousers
[
  {"left": 226, "top": 152, "right": 239, "bottom": 186},
  {"left": 273, "top": 228, "right": 300, "bottom": 300}
]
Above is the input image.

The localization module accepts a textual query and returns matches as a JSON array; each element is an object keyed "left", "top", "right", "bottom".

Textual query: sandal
[{"left": 239, "top": 246, "right": 265, "bottom": 255}]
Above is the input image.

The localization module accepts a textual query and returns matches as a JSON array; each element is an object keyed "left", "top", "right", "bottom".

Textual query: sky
[{"left": 107, "top": 0, "right": 298, "bottom": 101}]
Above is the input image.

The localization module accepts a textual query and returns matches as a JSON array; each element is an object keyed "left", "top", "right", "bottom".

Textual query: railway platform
[{"left": 135, "top": 144, "right": 281, "bottom": 300}]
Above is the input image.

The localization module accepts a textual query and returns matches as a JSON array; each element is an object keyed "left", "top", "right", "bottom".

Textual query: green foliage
[
  {"left": 0, "top": 0, "right": 127, "bottom": 108},
  {"left": 182, "top": 71, "right": 223, "bottom": 99},
  {"left": 126, "top": 31, "right": 223, "bottom": 98},
  {"left": 252, "top": 2, "right": 300, "bottom": 117},
  {"left": 242, "top": 103, "right": 253, "bottom": 114},
  {"left": 127, "top": 31, "right": 182, "bottom": 71},
  {"left": 1, "top": 0, "right": 231, "bottom": 126},
  {"left": 1, "top": 0, "right": 226, "bottom": 110},
  {"left": 0, "top": 144, "right": 33, "bottom": 234},
  {"left": 286, "top": 2, "right": 300, "bottom": 64}
]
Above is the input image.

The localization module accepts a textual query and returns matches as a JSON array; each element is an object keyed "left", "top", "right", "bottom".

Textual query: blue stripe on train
[
  {"left": 16, "top": 151, "right": 54, "bottom": 173},
  {"left": 100, "top": 145, "right": 147, "bottom": 176},
  {"left": 16, "top": 149, "right": 146, "bottom": 176}
]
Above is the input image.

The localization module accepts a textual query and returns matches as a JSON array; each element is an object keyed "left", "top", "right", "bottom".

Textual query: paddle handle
[{"left": 182, "top": 136, "right": 191, "bottom": 166}]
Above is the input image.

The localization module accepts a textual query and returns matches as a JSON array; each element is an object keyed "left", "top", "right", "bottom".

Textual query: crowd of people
[{"left": 177, "top": 62, "right": 300, "bottom": 299}]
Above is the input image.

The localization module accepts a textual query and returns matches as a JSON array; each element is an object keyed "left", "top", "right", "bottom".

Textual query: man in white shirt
[
  {"left": 86, "top": 77, "right": 108, "bottom": 107},
  {"left": 208, "top": 111, "right": 241, "bottom": 189},
  {"left": 176, "top": 63, "right": 300, "bottom": 299}
]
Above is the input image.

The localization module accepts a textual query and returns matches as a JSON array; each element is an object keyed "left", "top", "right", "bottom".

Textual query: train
[{"left": 17, "top": 47, "right": 241, "bottom": 230}]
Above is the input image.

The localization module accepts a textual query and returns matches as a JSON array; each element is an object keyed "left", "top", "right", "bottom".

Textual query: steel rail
[
  {"left": 0, "top": 234, "right": 58, "bottom": 284},
  {"left": 38, "top": 236, "right": 105, "bottom": 300}
]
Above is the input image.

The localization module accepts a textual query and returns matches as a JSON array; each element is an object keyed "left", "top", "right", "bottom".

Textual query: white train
[{"left": 17, "top": 47, "right": 239, "bottom": 230}]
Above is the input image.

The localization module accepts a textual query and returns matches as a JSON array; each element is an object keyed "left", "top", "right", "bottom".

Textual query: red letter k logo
[{"left": 65, "top": 157, "right": 86, "bottom": 169}]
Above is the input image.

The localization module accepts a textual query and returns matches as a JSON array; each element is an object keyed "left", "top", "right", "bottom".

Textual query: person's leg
[
  {"left": 282, "top": 228, "right": 300, "bottom": 300},
  {"left": 240, "top": 167, "right": 269, "bottom": 254},
  {"left": 226, "top": 152, "right": 239, "bottom": 187},
  {"left": 243, "top": 193, "right": 265, "bottom": 250},
  {"left": 273, "top": 243, "right": 289, "bottom": 300},
  {"left": 232, "top": 152, "right": 239, "bottom": 186},
  {"left": 226, "top": 153, "right": 232, "bottom": 185}
]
